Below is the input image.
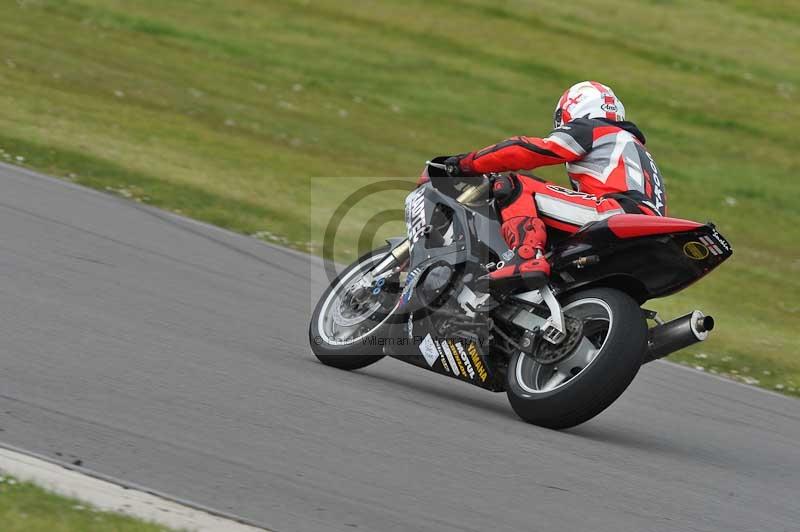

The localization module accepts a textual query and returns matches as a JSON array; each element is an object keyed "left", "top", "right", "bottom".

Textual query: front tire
[
  {"left": 309, "top": 246, "right": 400, "bottom": 371},
  {"left": 506, "top": 287, "right": 647, "bottom": 429}
]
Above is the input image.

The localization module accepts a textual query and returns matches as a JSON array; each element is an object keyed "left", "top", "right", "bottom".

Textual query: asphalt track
[{"left": 0, "top": 162, "right": 797, "bottom": 532}]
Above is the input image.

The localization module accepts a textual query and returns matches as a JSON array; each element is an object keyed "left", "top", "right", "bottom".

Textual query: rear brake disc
[{"left": 532, "top": 315, "right": 584, "bottom": 365}]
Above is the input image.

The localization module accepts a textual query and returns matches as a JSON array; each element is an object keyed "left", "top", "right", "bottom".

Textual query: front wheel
[
  {"left": 506, "top": 287, "right": 647, "bottom": 429},
  {"left": 309, "top": 246, "right": 401, "bottom": 371}
]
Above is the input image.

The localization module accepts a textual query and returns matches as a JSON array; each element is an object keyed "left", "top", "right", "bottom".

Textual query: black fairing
[
  {"left": 547, "top": 219, "right": 733, "bottom": 303},
  {"left": 401, "top": 181, "right": 509, "bottom": 307},
  {"left": 385, "top": 173, "right": 511, "bottom": 391}
]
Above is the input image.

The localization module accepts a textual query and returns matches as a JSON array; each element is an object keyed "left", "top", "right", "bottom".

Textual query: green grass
[
  {"left": 0, "top": 475, "right": 175, "bottom": 532},
  {"left": 1, "top": 0, "right": 798, "bottom": 395}
]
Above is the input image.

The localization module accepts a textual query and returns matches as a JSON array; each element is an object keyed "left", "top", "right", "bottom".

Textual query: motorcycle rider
[{"left": 445, "top": 81, "right": 667, "bottom": 291}]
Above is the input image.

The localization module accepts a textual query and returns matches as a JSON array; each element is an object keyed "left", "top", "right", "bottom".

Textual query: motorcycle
[{"left": 309, "top": 158, "right": 732, "bottom": 429}]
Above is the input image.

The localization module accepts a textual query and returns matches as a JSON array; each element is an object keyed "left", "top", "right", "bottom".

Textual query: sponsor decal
[
  {"left": 418, "top": 334, "right": 439, "bottom": 367},
  {"left": 428, "top": 336, "right": 454, "bottom": 374},
  {"left": 441, "top": 340, "right": 462, "bottom": 377},
  {"left": 699, "top": 235, "right": 723, "bottom": 256},
  {"left": 600, "top": 102, "right": 618, "bottom": 113},
  {"left": 683, "top": 241, "right": 710, "bottom": 260},
  {"left": 438, "top": 351, "right": 452, "bottom": 374},
  {"left": 453, "top": 341, "right": 476, "bottom": 380},
  {"left": 400, "top": 267, "right": 422, "bottom": 306},
  {"left": 404, "top": 188, "right": 427, "bottom": 248},
  {"left": 546, "top": 184, "right": 597, "bottom": 200},
  {"left": 644, "top": 151, "right": 665, "bottom": 213},
  {"left": 467, "top": 342, "right": 488, "bottom": 382},
  {"left": 710, "top": 228, "right": 731, "bottom": 252}
]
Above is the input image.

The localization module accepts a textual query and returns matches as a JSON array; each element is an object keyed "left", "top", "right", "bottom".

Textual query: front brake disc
[{"left": 332, "top": 288, "right": 382, "bottom": 328}]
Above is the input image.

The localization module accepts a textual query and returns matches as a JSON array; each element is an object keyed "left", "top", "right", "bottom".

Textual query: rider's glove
[
  {"left": 443, "top": 156, "right": 464, "bottom": 177},
  {"left": 444, "top": 153, "right": 477, "bottom": 178}
]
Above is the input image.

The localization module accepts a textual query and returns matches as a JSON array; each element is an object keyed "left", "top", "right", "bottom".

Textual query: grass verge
[{"left": 0, "top": 474, "right": 175, "bottom": 532}]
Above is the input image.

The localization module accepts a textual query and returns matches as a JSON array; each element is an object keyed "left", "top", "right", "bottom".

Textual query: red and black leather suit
[{"left": 458, "top": 117, "right": 667, "bottom": 287}]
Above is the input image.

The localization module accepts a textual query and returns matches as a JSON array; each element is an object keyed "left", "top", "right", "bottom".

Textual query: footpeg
[{"left": 541, "top": 318, "right": 566, "bottom": 344}]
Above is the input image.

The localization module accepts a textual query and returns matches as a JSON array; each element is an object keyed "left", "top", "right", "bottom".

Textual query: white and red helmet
[{"left": 553, "top": 81, "right": 625, "bottom": 128}]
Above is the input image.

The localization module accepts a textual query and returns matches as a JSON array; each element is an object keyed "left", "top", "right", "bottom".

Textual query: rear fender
[{"left": 548, "top": 215, "right": 732, "bottom": 302}]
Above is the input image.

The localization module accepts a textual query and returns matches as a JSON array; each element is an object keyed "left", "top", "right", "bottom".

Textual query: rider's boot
[{"left": 475, "top": 216, "right": 550, "bottom": 292}]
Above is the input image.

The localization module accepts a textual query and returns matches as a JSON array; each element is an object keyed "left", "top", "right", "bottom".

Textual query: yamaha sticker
[{"left": 467, "top": 342, "right": 488, "bottom": 382}]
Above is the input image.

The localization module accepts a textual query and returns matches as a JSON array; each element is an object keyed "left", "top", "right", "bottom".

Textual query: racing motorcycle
[{"left": 309, "top": 158, "right": 732, "bottom": 429}]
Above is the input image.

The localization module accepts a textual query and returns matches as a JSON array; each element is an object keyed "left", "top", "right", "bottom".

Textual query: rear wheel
[
  {"left": 309, "top": 246, "right": 401, "bottom": 370},
  {"left": 506, "top": 287, "right": 646, "bottom": 429}
]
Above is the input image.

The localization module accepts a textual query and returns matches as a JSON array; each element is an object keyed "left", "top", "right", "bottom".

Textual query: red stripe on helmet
[
  {"left": 557, "top": 89, "right": 570, "bottom": 110},
  {"left": 603, "top": 94, "right": 616, "bottom": 120},
  {"left": 588, "top": 81, "right": 609, "bottom": 94},
  {"left": 587, "top": 81, "right": 617, "bottom": 120}
]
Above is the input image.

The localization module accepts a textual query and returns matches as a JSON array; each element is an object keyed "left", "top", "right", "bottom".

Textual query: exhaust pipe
[{"left": 643, "top": 310, "right": 715, "bottom": 364}]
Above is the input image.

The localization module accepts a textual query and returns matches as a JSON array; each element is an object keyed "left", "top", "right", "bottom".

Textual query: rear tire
[
  {"left": 309, "top": 246, "right": 398, "bottom": 371},
  {"left": 506, "top": 287, "right": 646, "bottom": 429}
]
